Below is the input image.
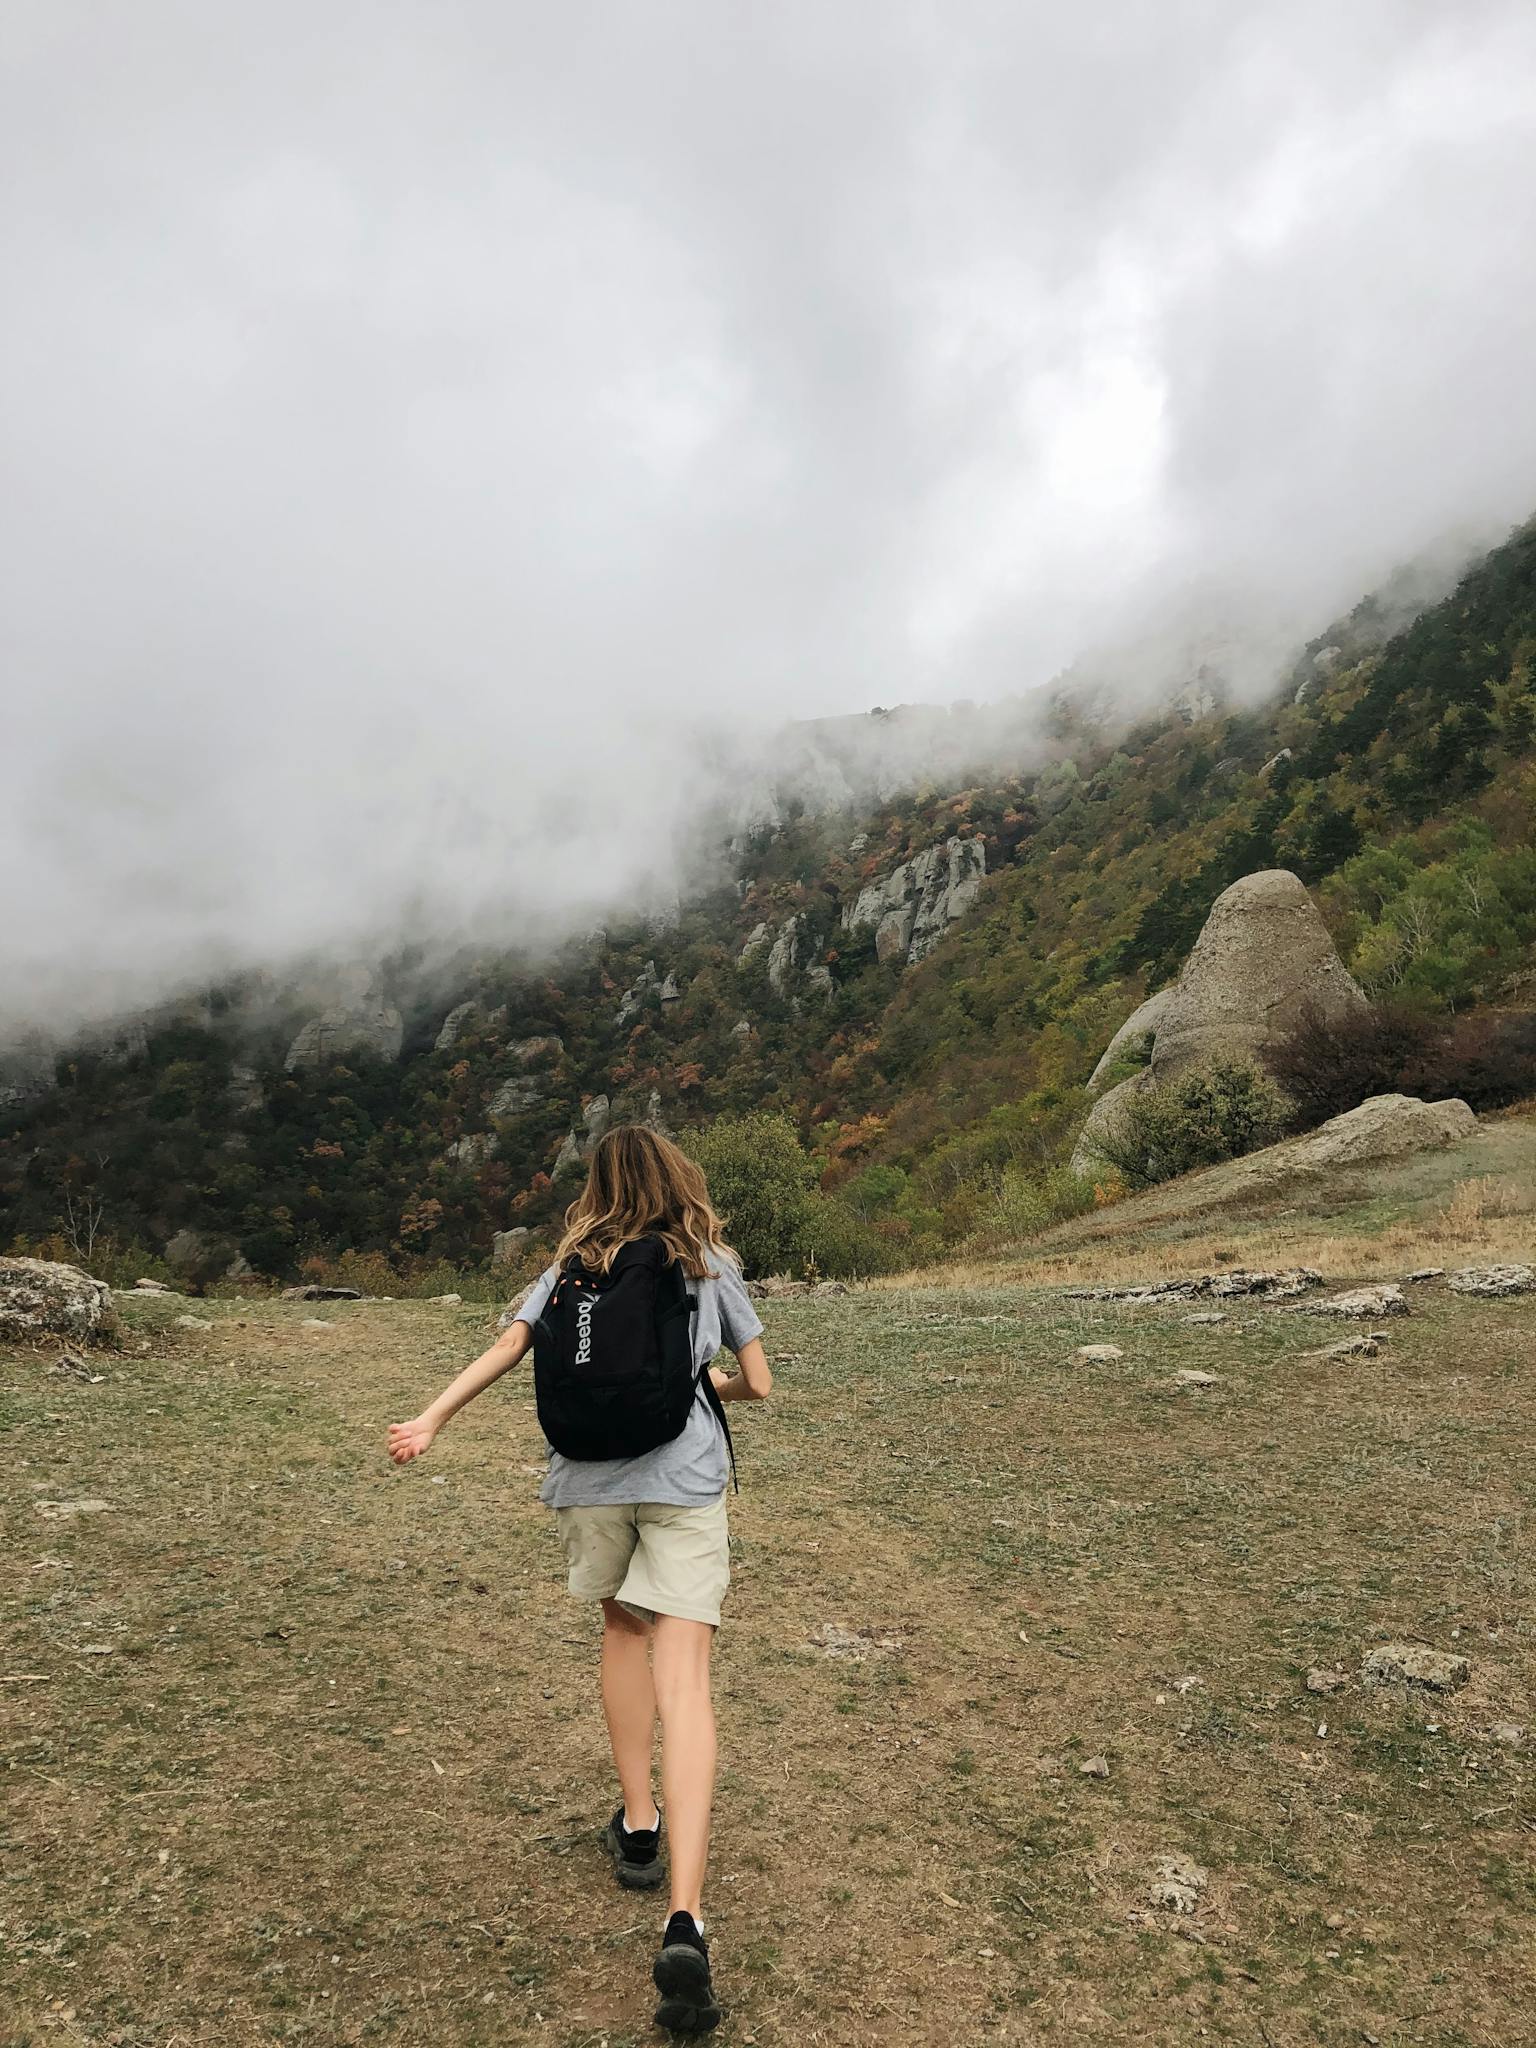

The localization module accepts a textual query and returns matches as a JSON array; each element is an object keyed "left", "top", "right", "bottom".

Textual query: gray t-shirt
[{"left": 510, "top": 1250, "right": 764, "bottom": 1509}]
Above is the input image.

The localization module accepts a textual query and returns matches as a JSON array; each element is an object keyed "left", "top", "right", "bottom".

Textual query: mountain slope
[{"left": 4, "top": 518, "right": 1535, "bottom": 1280}]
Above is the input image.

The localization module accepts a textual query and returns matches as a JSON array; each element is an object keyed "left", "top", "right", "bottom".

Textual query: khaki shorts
[{"left": 554, "top": 1494, "right": 730, "bottom": 1627}]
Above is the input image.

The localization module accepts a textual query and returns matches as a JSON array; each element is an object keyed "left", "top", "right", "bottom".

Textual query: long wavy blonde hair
[{"left": 554, "top": 1124, "right": 736, "bottom": 1278}]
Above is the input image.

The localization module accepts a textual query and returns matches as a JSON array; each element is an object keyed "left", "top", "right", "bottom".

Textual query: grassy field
[{"left": 3, "top": 1255, "right": 1533, "bottom": 2046}]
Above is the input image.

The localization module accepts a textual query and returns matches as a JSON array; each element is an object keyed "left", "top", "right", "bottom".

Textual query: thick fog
[{"left": 4, "top": 1, "right": 1536, "bottom": 1033}]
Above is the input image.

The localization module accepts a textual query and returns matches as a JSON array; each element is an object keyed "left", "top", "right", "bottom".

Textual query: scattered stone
[
  {"left": 0, "top": 1257, "right": 116, "bottom": 1346},
  {"left": 1147, "top": 1853, "right": 1208, "bottom": 1914},
  {"left": 1446, "top": 1264, "right": 1535, "bottom": 1297},
  {"left": 1489, "top": 1722, "right": 1526, "bottom": 1749},
  {"left": 1174, "top": 1369, "right": 1220, "bottom": 1388},
  {"left": 300, "top": 1318, "right": 332, "bottom": 1330},
  {"left": 1361, "top": 1643, "right": 1471, "bottom": 1693},
  {"left": 49, "top": 1349, "right": 105, "bottom": 1384},
  {"left": 1075, "top": 1344, "right": 1124, "bottom": 1364},
  {"left": 35, "top": 1498, "right": 112, "bottom": 1519},
  {"left": 174, "top": 1313, "right": 214, "bottom": 1330},
  {"left": 133, "top": 1278, "right": 172, "bottom": 1294},
  {"left": 1079, "top": 1755, "right": 1111, "bottom": 1778},
  {"left": 747, "top": 1275, "right": 814, "bottom": 1298},
  {"left": 1183, "top": 1311, "right": 1227, "bottom": 1325},
  {"left": 1067, "top": 1268, "right": 1321, "bottom": 1305},
  {"left": 1298, "top": 1284, "right": 1408, "bottom": 1320},
  {"left": 429, "top": 1294, "right": 463, "bottom": 1306},
  {"left": 807, "top": 1623, "right": 904, "bottom": 1662},
  {"left": 1306, "top": 1666, "right": 1349, "bottom": 1694},
  {"left": 1305, "top": 1332, "right": 1390, "bottom": 1360},
  {"left": 1405, "top": 1268, "right": 1445, "bottom": 1282},
  {"left": 281, "top": 1285, "right": 362, "bottom": 1301},
  {"left": 813, "top": 1280, "right": 850, "bottom": 1295}
]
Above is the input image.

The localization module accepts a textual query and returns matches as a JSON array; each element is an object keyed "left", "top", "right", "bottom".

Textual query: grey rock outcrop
[
  {"left": 434, "top": 1002, "right": 478, "bottom": 1053},
  {"left": 492, "top": 1226, "right": 532, "bottom": 1265},
  {"left": 658, "top": 971, "right": 682, "bottom": 1003},
  {"left": 0, "top": 1257, "right": 115, "bottom": 1345},
  {"left": 616, "top": 962, "right": 660, "bottom": 1027},
  {"left": 446, "top": 1132, "right": 495, "bottom": 1170},
  {"left": 228, "top": 1064, "right": 264, "bottom": 1112},
  {"left": 488, "top": 1075, "right": 544, "bottom": 1118},
  {"left": 487, "top": 1037, "right": 563, "bottom": 1120},
  {"left": 552, "top": 1093, "right": 612, "bottom": 1178},
  {"left": 738, "top": 922, "right": 771, "bottom": 964},
  {"left": 763, "top": 916, "right": 834, "bottom": 1001},
  {"left": 841, "top": 837, "right": 986, "bottom": 966},
  {"left": 0, "top": 1033, "right": 56, "bottom": 1110},
  {"left": 285, "top": 971, "right": 403, "bottom": 1072}
]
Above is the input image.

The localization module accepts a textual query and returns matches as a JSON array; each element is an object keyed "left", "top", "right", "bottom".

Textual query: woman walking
[{"left": 387, "top": 1125, "right": 771, "bottom": 2034}]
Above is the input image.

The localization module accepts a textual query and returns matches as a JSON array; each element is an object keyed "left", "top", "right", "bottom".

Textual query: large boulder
[
  {"left": 1074, "top": 870, "right": 1368, "bottom": 1169},
  {"left": 1148, "top": 870, "right": 1367, "bottom": 1082},
  {"left": 1087, "top": 988, "right": 1174, "bottom": 1093},
  {"left": 1266, "top": 1094, "right": 1475, "bottom": 1171},
  {"left": 841, "top": 837, "right": 986, "bottom": 966},
  {"left": 0, "top": 1257, "right": 115, "bottom": 1346},
  {"left": 1070, "top": 1077, "right": 1141, "bottom": 1176}
]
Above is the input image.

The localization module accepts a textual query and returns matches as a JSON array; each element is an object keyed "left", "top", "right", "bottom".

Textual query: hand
[{"left": 387, "top": 1415, "right": 439, "bottom": 1464}]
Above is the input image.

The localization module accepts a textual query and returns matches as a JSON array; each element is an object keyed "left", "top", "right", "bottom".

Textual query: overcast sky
[{"left": 4, "top": 1, "right": 1536, "bottom": 1030}]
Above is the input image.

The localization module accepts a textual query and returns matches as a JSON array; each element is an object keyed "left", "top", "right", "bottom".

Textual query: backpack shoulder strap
[{"left": 700, "top": 1368, "right": 739, "bottom": 1494}]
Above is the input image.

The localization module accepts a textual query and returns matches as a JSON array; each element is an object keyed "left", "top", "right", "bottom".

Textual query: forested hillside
[{"left": 5, "top": 518, "right": 1535, "bottom": 1285}]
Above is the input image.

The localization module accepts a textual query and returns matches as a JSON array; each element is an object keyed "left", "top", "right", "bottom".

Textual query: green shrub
[
  {"left": 801, "top": 1196, "right": 912, "bottom": 1278},
  {"left": 963, "top": 1163, "right": 1104, "bottom": 1255},
  {"left": 684, "top": 1112, "right": 817, "bottom": 1277},
  {"left": 1093, "top": 1059, "right": 1291, "bottom": 1190}
]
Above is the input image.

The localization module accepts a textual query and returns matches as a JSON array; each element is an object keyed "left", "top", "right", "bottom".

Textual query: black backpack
[{"left": 531, "top": 1236, "right": 736, "bottom": 1478}]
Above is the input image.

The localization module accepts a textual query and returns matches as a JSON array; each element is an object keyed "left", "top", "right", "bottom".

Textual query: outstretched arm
[{"left": 386, "top": 1318, "right": 534, "bottom": 1463}]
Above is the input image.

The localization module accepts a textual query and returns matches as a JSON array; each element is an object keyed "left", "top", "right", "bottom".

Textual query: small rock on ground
[
  {"left": 1306, "top": 1332, "right": 1389, "bottom": 1360},
  {"left": 1174, "top": 1369, "right": 1220, "bottom": 1388},
  {"left": 429, "top": 1293, "right": 463, "bottom": 1305},
  {"left": 808, "top": 1622, "right": 904, "bottom": 1661},
  {"left": 1306, "top": 1666, "right": 1350, "bottom": 1694},
  {"left": 1297, "top": 1284, "right": 1408, "bottom": 1320},
  {"left": 1079, "top": 1755, "right": 1111, "bottom": 1778},
  {"left": 1147, "top": 1853, "right": 1208, "bottom": 1913},
  {"left": 281, "top": 1285, "right": 363, "bottom": 1301},
  {"left": 35, "top": 1498, "right": 112, "bottom": 1518},
  {"left": 1075, "top": 1344, "right": 1124, "bottom": 1363},
  {"left": 174, "top": 1314, "right": 213, "bottom": 1330},
  {"left": 1446, "top": 1264, "right": 1535, "bottom": 1297},
  {"left": 1183, "top": 1311, "right": 1227, "bottom": 1325},
  {"left": 1405, "top": 1268, "right": 1444, "bottom": 1282},
  {"left": 1489, "top": 1722, "right": 1526, "bottom": 1748},
  {"left": 1361, "top": 1643, "right": 1471, "bottom": 1692}
]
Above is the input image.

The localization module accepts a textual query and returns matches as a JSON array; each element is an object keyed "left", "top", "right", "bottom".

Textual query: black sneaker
[
  {"left": 652, "top": 1910, "right": 721, "bottom": 2035},
  {"left": 602, "top": 1805, "right": 665, "bottom": 1891}
]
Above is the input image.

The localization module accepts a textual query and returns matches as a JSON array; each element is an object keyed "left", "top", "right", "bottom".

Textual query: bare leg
[
  {"left": 652, "top": 1615, "right": 716, "bottom": 1920},
  {"left": 600, "top": 1598, "right": 658, "bottom": 1826}
]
